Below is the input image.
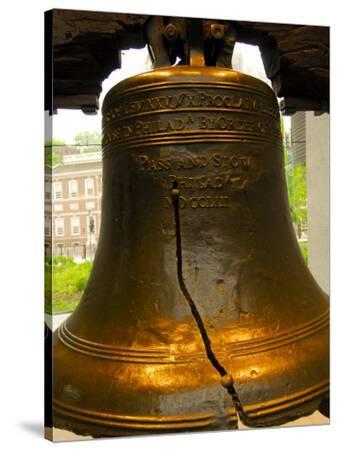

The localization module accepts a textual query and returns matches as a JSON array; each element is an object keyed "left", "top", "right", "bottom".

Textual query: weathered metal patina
[{"left": 52, "top": 21, "right": 329, "bottom": 437}]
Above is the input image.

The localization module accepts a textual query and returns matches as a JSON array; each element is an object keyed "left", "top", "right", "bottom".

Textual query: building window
[
  {"left": 69, "top": 180, "right": 78, "bottom": 198},
  {"left": 86, "top": 201, "right": 95, "bottom": 210},
  {"left": 70, "top": 203, "right": 79, "bottom": 211},
  {"left": 55, "top": 218, "right": 64, "bottom": 236},
  {"left": 53, "top": 182, "right": 62, "bottom": 200},
  {"left": 85, "top": 178, "right": 95, "bottom": 196},
  {"left": 54, "top": 204, "right": 63, "bottom": 212},
  {"left": 71, "top": 216, "right": 80, "bottom": 235}
]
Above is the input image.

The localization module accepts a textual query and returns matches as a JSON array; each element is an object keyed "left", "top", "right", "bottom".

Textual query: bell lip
[
  {"left": 102, "top": 64, "right": 274, "bottom": 111},
  {"left": 52, "top": 380, "right": 329, "bottom": 437}
]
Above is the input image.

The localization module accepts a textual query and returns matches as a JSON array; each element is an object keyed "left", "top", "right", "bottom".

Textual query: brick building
[{"left": 45, "top": 151, "right": 102, "bottom": 260}]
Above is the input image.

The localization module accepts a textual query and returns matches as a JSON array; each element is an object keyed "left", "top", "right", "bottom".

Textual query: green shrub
[
  {"left": 45, "top": 258, "right": 93, "bottom": 313},
  {"left": 52, "top": 256, "right": 76, "bottom": 267},
  {"left": 45, "top": 256, "right": 52, "bottom": 265},
  {"left": 299, "top": 242, "right": 308, "bottom": 264},
  {"left": 76, "top": 279, "right": 87, "bottom": 291}
]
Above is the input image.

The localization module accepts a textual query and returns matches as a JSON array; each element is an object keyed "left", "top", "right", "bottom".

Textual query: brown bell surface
[{"left": 53, "top": 65, "right": 329, "bottom": 437}]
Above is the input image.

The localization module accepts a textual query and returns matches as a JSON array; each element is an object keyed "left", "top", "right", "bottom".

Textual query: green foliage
[
  {"left": 46, "top": 151, "right": 61, "bottom": 166},
  {"left": 281, "top": 117, "right": 308, "bottom": 267},
  {"left": 299, "top": 242, "right": 308, "bottom": 264},
  {"left": 286, "top": 164, "right": 307, "bottom": 226},
  {"left": 45, "top": 257, "right": 93, "bottom": 313},
  {"left": 45, "top": 138, "right": 65, "bottom": 147},
  {"left": 45, "top": 256, "right": 52, "bottom": 265},
  {"left": 76, "top": 278, "right": 87, "bottom": 291},
  {"left": 52, "top": 256, "right": 76, "bottom": 267},
  {"left": 45, "top": 138, "right": 65, "bottom": 167},
  {"left": 282, "top": 118, "right": 307, "bottom": 230},
  {"left": 74, "top": 131, "right": 101, "bottom": 153}
]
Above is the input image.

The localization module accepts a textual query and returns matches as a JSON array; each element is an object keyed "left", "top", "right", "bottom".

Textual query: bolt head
[
  {"left": 164, "top": 24, "right": 178, "bottom": 41},
  {"left": 221, "top": 374, "right": 234, "bottom": 389},
  {"left": 171, "top": 188, "right": 180, "bottom": 199},
  {"left": 210, "top": 23, "right": 225, "bottom": 40}
]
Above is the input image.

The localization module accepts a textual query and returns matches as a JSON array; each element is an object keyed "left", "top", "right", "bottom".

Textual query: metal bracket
[
  {"left": 146, "top": 17, "right": 236, "bottom": 69},
  {"left": 279, "top": 97, "right": 329, "bottom": 115}
]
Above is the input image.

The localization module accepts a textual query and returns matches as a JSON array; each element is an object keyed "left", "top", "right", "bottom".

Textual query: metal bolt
[
  {"left": 164, "top": 23, "right": 178, "bottom": 42},
  {"left": 170, "top": 187, "right": 180, "bottom": 200},
  {"left": 221, "top": 374, "right": 234, "bottom": 389},
  {"left": 210, "top": 23, "right": 225, "bottom": 40}
]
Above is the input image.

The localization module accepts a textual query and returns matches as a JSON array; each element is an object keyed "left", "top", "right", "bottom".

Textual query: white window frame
[
  {"left": 71, "top": 216, "right": 81, "bottom": 236},
  {"left": 85, "top": 178, "right": 95, "bottom": 197},
  {"left": 53, "top": 182, "right": 62, "bottom": 200},
  {"left": 69, "top": 180, "right": 78, "bottom": 198},
  {"left": 55, "top": 218, "right": 64, "bottom": 237}
]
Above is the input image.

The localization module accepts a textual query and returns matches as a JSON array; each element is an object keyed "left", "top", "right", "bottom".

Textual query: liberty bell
[{"left": 52, "top": 18, "right": 329, "bottom": 437}]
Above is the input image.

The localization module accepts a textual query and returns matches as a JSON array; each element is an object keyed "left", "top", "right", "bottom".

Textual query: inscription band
[
  {"left": 102, "top": 131, "right": 281, "bottom": 158},
  {"left": 104, "top": 106, "right": 277, "bottom": 125}
]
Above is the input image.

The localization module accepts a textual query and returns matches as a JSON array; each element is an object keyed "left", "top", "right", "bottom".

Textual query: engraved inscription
[
  {"left": 103, "top": 113, "right": 277, "bottom": 145},
  {"left": 104, "top": 90, "right": 279, "bottom": 123},
  {"left": 163, "top": 195, "right": 230, "bottom": 210},
  {"left": 103, "top": 84, "right": 281, "bottom": 213},
  {"left": 132, "top": 151, "right": 251, "bottom": 210},
  {"left": 134, "top": 154, "right": 250, "bottom": 172},
  {"left": 198, "top": 115, "right": 271, "bottom": 134},
  {"left": 136, "top": 154, "right": 208, "bottom": 171},
  {"left": 102, "top": 83, "right": 281, "bottom": 155},
  {"left": 168, "top": 174, "right": 247, "bottom": 191}
]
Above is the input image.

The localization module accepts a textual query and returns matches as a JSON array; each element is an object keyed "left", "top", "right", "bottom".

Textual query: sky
[{"left": 52, "top": 43, "right": 289, "bottom": 145}]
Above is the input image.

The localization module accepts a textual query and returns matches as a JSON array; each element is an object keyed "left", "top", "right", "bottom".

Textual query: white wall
[{"left": 306, "top": 112, "right": 330, "bottom": 294}]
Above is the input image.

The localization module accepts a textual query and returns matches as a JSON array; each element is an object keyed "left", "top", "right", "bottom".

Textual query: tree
[
  {"left": 45, "top": 139, "right": 65, "bottom": 166},
  {"left": 282, "top": 119, "right": 307, "bottom": 237},
  {"left": 74, "top": 131, "right": 101, "bottom": 153},
  {"left": 287, "top": 163, "right": 307, "bottom": 229}
]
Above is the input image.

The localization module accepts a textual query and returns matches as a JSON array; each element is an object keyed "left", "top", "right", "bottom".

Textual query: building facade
[{"left": 45, "top": 151, "right": 102, "bottom": 261}]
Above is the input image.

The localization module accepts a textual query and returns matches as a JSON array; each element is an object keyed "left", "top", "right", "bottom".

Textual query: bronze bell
[{"left": 52, "top": 21, "right": 329, "bottom": 437}]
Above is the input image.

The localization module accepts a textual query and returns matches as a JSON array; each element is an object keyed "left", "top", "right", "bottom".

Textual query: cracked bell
[{"left": 52, "top": 62, "right": 329, "bottom": 436}]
